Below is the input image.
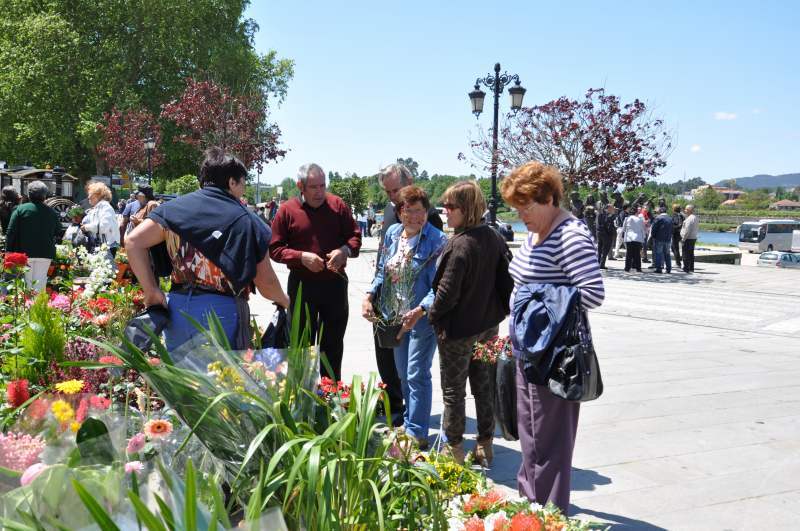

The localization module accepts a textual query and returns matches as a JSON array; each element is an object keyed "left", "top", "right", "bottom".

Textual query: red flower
[
  {"left": 27, "top": 398, "right": 50, "bottom": 420},
  {"left": 7, "top": 379, "right": 30, "bottom": 408},
  {"left": 89, "top": 395, "right": 111, "bottom": 410},
  {"left": 3, "top": 252, "right": 28, "bottom": 270},
  {"left": 88, "top": 297, "right": 113, "bottom": 313},
  {"left": 98, "top": 355, "right": 123, "bottom": 366},
  {"left": 76, "top": 398, "right": 89, "bottom": 422},
  {"left": 510, "top": 512, "right": 543, "bottom": 531}
]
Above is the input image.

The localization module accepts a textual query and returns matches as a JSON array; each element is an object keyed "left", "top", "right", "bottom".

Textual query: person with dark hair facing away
[
  {"left": 1, "top": 186, "right": 21, "bottom": 235},
  {"left": 651, "top": 206, "right": 674, "bottom": 273},
  {"left": 5, "top": 181, "right": 60, "bottom": 292},
  {"left": 120, "top": 185, "right": 155, "bottom": 246},
  {"left": 671, "top": 204, "right": 685, "bottom": 268},
  {"left": 269, "top": 163, "right": 362, "bottom": 381},
  {"left": 126, "top": 147, "right": 289, "bottom": 353},
  {"left": 595, "top": 204, "right": 617, "bottom": 269}
]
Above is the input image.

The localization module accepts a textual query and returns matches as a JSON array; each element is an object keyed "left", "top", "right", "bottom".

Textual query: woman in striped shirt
[{"left": 500, "top": 162, "right": 605, "bottom": 513}]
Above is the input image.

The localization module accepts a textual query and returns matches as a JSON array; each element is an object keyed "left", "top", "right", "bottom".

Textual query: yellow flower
[
  {"left": 70, "top": 421, "right": 82, "bottom": 433},
  {"left": 55, "top": 379, "right": 84, "bottom": 395},
  {"left": 51, "top": 400, "right": 75, "bottom": 423}
]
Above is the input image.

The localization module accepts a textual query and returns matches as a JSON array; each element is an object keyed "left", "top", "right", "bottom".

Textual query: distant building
[
  {"left": 721, "top": 199, "right": 738, "bottom": 207},
  {"left": 769, "top": 199, "right": 800, "bottom": 211},
  {"left": 689, "top": 184, "right": 745, "bottom": 201}
]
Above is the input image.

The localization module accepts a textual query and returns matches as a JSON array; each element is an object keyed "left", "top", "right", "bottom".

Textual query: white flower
[
  {"left": 446, "top": 517, "right": 465, "bottom": 531},
  {"left": 484, "top": 512, "right": 510, "bottom": 530}
]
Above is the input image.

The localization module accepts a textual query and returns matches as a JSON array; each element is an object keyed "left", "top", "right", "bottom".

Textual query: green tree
[
  {"left": 396, "top": 157, "right": 420, "bottom": 179},
  {"left": 329, "top": 177, "right": 368, "bottom": 215},
  {"left": 694, "top": 187, "right": 725, "bottom": 209},
  {"left": 280, "top": 177, "right": 299, "bottom": 199},
  {"left": 737, "top": 190, "right": 772, "bottom": 210},
  {"left": 0, "top": 0, "right": 293, "bottom": 177},
  {"left": 164, "top": 174, "right": 200, "bottom": 195}
]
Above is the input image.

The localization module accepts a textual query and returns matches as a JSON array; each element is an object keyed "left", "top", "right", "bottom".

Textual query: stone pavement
[{"left": 251, "top": 235, "right": 800, "bottom": 530}]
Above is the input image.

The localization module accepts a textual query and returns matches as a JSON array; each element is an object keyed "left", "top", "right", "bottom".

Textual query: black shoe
[
  {"left": 624, "top": 268, "right": 630, "bottom": 272},
  {"left": 643, "top": 259, "right": 650, "bottom": 263},
  {"left": 636, "top": 269, "right": 642, "bottom": 272},
  {"left": 655, "top": 269, "right": 662, "bottom": 273},
  {"left": 608, "top": 257, "right": 617, "bottom": 261},
  {"left": 600, "top": 265, "right": 608, "bottom": 269}
]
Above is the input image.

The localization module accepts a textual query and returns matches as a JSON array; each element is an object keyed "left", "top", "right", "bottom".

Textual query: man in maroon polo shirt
[{"left": 269, "top": 163, "right": 362, "bottom": 380}]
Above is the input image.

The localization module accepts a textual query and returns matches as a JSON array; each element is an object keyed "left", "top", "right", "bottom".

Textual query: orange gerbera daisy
[{"left": 143, "top": 419, "right": 173, "bottom": 439}]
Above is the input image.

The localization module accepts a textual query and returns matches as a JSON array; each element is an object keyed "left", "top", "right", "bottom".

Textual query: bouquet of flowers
[
  {"left": 472, "top": 335, "right": 511, "bottom": 364},
  {"left": 447, "top": 487, "right": 605, "bottom": 530}
]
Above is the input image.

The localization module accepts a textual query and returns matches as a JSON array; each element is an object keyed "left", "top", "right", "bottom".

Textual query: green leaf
[
  {"left": 184, "top": 459, "right": 197, "bottom": 531},
  {"left": 128, "top": 491, "right": 168, "bottom": 531},
  {"left": 75, "top": 417, "right": 115, "bottom": 465},
  {"left": 71, "top": 479, "right": 121, "bottom": 531}
]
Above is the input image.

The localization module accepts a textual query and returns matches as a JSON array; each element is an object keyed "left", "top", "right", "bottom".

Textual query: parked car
[{"left": 757, "top": 251, "right": 800, "bottom": 269}]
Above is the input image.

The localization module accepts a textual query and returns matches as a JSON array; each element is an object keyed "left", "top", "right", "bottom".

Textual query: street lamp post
[
  {"left": 143, "top": 136, "right": 155, "bottom": 184},
  {"left": 468, "top": 63, "right": 526, "bottom": 225}
]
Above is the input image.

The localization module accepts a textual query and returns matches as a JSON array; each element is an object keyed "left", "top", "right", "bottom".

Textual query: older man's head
[
  {"left": 685, "top": 204, "right": 695, "bottom": 214},
  {"left": 296, "top": 163, "right": 326, "bottom": 208},
  {"left": 379, "top": 163, "right": 413, "bottom": 205}
]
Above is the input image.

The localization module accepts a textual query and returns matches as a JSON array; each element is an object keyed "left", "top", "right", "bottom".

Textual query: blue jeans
[
  {"left": 393, "top": 325, "right": 437, "bottom": 440},
  {"left": 653, "top": 240, "right": 672, "bottom": 272},
  {"left": 164, "top": 291, "right": 239, "bottom": 353}
]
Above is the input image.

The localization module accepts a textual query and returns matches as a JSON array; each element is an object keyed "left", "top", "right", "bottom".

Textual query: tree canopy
[{"left": 0, "top": 0, "right": 293, "bottom": 177}]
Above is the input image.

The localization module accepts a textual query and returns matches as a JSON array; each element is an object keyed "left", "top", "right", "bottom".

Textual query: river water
[{"left": 508, "top": 221, "right": 739, "bottom": 246}]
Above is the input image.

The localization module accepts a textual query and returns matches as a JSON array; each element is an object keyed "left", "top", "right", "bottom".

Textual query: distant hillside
[{"left": 715, "top": 173, "right": 800, "bottom": 190}]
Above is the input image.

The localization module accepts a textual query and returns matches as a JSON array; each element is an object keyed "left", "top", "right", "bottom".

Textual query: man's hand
[
  {"left": 326, "top": 247, "right": 348, "bottom": 272},
  {"left": 301, "top": 252, "right": 325, "bottom": 273},
  {"left": 143, "top": 288, "right": 167, "bottom": 309}
]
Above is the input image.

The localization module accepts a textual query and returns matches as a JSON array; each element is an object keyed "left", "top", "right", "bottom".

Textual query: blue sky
[{"left": 246, "top": 1, "right": 800, "bottom": 186}]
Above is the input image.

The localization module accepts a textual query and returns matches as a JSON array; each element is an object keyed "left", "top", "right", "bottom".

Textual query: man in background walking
[
  {"left": 681, "top": 204, "right": 699, "bottom": 273},
  {"left": 596, "top": 204, "right": 617, "bottom": 269}
]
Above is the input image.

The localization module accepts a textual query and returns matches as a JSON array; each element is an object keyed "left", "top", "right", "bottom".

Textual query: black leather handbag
[{"left": 547, "top": 303, "right": 603, "bottom": 402}]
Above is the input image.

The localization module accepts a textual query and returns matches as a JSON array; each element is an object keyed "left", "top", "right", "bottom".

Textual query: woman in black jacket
[
  {"left": 0, "top": 186, "right": 20, "bottom": 235},
  {"left": 429, "top": 180, "right": 511, "bottom": 466}
]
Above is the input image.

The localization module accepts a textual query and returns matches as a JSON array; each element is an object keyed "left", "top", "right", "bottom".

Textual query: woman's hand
[
  {"left": 362, "top": 296, "right": 376, "bottom": 321},
  {"left": 143, "top": 288, "right": 167, "bottom": 309},
  {"left": 396, "top": 306, "right": 425, "bottom": 339}
]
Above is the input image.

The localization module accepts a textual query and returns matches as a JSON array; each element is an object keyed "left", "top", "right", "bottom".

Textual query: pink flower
[
  {"left": 20, "top": 463, "right": 48, "bottom": 486},
  {"left": 143, "top": 419, "right": 173, "bottom": 439},
  {"left": 89, "top": 395, "right": 111, "bottom": 410},
  {"left": 126, "top": 433, "right": 146, "bottom": 454},
  {"left": 48, "top": 294, "right": 71, "bottom": 311},
  {"left": 124, "top": 461, "right": 144, "bottom": 474},
  {"left": 0, "top": 432, "right": 46, "bottom": 472},
  {"left": 98, "top": 355, "right": 123, "bottom": 366}
]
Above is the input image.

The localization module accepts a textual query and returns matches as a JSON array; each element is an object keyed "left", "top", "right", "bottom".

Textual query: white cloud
[
  {"left": 752, "top": 108, "right": 762, "bottom": 115},
  {"left": 714, "top": 112, "right": 737, "bottom": 121},
  {"left": 690, "top": 144, "right": 702, "bottom": 153}
]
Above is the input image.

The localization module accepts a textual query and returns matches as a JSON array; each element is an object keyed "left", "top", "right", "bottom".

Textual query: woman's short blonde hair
[
  {"left": 86, "top": 182, "right": 112, "bottom": 203},
  {"left": 440, "top": 180, "right": 486, "bottom": 229},
  {"left": 500, "top": 161, "right": 563, "bottom": 208}
]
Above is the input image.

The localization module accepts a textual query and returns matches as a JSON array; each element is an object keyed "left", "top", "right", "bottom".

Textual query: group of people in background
[{"left": 578, "top": 193, "right": 700, "bottom": 275}]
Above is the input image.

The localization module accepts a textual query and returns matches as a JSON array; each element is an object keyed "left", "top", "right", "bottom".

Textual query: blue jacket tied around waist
[{"left": 511, "top": 283, "right": 580, "bottom": 385}]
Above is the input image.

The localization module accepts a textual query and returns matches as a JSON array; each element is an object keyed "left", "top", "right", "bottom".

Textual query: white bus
[{"left": 737, "top": 219, "right": 800, "bottom": 253}]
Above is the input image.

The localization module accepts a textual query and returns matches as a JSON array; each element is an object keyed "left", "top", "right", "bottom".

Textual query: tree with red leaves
[
  {"left": 97, "top": 107, "right": 163, "bottom": 175},
  {"left": 160, "top": 78, "right": 285, "bottom": 173},
  {"left": 464, "top": 88, "right": 672, "bottom": 194}
]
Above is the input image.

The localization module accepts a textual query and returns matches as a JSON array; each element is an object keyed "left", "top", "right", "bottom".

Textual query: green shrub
[
  {"left": 20, "top": 291, "right": 66, "bottom": 380},
  {"left": 165, "top": 174, "right": 200, "bottom": 195}
]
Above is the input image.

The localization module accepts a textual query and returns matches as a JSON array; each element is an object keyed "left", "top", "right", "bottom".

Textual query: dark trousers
[
  {"left": 516, "top": 358, "right": 580, "bottom": 513},
  {"left": 682, "top": 238, "right": 697, "bottom": 272},
  {"left": 288, "top": 272, "right": 348, "bottom": 381},
  {"left": 672, "top": 235, "right": 682, "bottom": 266},
  {"left": 438, "top": 326, "right": 498, "bottom": 445},
  {"left": 373, "top": 332, "right": 405, "bottom": 426},
  {"left": 624, "top": 241, "right": 643, "bottom": 271},
  {"left": 596, "top": 236, "right": 613, "bottom": 266}
]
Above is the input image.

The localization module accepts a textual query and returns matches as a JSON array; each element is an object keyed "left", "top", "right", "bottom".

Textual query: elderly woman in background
[
  {"left": 4, "top": 181, "right": 60, "bottom": 291},
  {"left": 1, "top": 186, "right": 21, "bottom": 235},
  {"left": 363, "top": 186, "right": 447, "bottom": 448},
  {"left": 623, "top": 204, "right": 646, "bottom": 272},
  {"left": 500, "top": 161, "right": 605, "bottom": 513},
  {"left": 81, "top": 181, "right": 120, "bottom": 257},
  {"left": 429, "top": 180, "right": 511, "bottom": 466}
]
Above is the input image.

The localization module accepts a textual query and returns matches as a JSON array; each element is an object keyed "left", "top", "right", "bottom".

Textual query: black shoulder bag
[{"left": 547, "top": 296, "right": 603, "bottom": 402}]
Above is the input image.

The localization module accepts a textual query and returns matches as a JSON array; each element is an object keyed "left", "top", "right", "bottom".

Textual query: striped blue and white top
[{"left": 509, "top": 217, "right": 605, "bottom": 309}]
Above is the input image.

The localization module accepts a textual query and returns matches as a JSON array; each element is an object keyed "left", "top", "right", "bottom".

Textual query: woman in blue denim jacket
[{"left": 362, "top": 186, "right": 447, "bottom": 448}]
